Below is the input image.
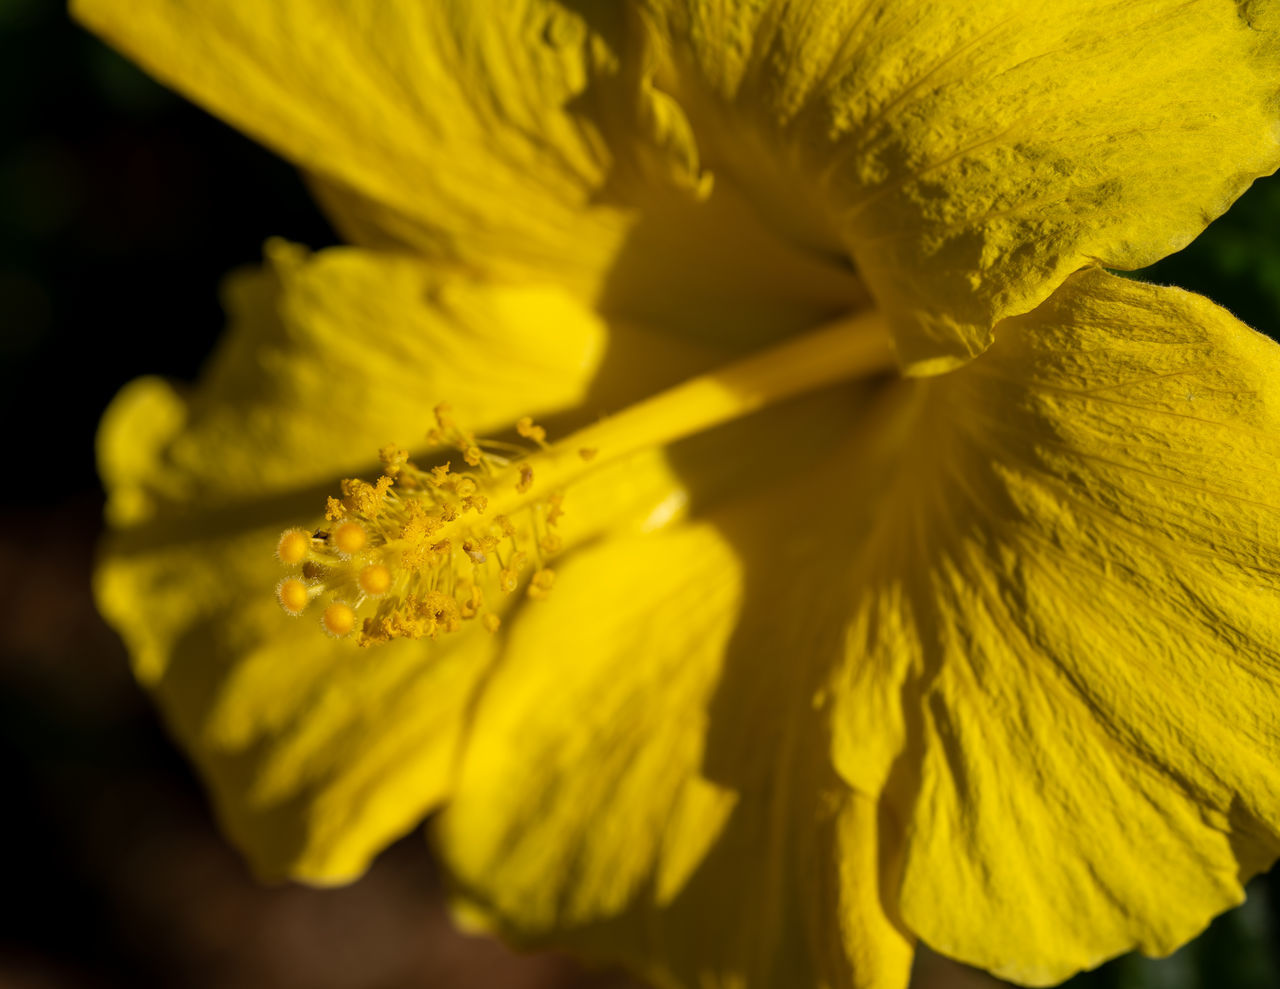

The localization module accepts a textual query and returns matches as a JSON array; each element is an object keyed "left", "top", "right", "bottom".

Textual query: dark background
[{"left": 5, "top": 1, "right": 1280, "bottom": 986}]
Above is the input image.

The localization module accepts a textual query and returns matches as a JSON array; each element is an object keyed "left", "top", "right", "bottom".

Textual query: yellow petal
[
  {"left": 645, "top": 0, "right": 1280, "bottom": 369},
  {"left": 73, "top": 0, "right": 871, "bottom": 349},
  {"left": 437, "top": 522, "right": 913, "bottom": 989},
  {"left": 72, "top": 1, "right": 633, "bottom": 289},
  {"left": 826, "top": 269, "right": 1280, "bottom": 982},
  {"left": 95, "top": 244, "right": 711, "bottom": 882}
]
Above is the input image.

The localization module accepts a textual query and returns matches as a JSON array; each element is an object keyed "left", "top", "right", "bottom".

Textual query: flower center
[
  {"left": 273, "top": 405, "right": 567, "bottom": 647},
  {"left": 273, "top": 307, "right": 895, "bottom": 646}
]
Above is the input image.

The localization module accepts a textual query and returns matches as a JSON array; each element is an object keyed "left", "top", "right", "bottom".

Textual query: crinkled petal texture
[
  {"left": 95, "top": 242, "right": 716, "bottom": 882},
  {"left": 434, "top": 269, "right": 1280, "bottom": 987},
  {"left": 643, "top": 0, "right": 1280, "bottom": 369},
  {"left": 823, "top": 270, "right": 1280, "bottom": 983}
]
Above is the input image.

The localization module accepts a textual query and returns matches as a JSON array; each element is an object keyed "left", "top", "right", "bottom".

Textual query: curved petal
[
  {"left": 643, "top": 0, "right": 1280, "bottom": 369},
  {"left": 71, "top": 0, "right": 873, "bottom": 350},
  {"left": 95, "top": 244, "right": 714, "bottom": 882},
  {"left": 827, "top": 270, "right": 1280, "bottom": 982},
  {"left": 72, "top": 0, "right": 642, "bottom": 290},
  {"left": 436, "top": 520, "right": 913, "bottom": 989}
]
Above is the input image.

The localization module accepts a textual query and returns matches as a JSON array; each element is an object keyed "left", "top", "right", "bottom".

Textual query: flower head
[{"left": 83, "top": 2, "right": 1280, "bottom": 986}]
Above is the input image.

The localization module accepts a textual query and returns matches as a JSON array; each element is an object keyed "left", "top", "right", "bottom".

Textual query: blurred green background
[{"left": 4, "top": 1, "right": 1280, "bottom": 986}]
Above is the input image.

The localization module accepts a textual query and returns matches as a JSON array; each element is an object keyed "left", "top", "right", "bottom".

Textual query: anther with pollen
[{"left": 272, "top": 407, "right": 563, "bottom": 646}]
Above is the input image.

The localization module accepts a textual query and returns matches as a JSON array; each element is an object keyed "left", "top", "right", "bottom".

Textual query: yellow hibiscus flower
[{"left": 80, "top": 1, "right": 1280, "bottom": 987}]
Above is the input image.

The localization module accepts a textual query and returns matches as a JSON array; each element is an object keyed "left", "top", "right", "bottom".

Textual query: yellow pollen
[
  {"left": 332, "top": 521, "right": 368, "bottom": 556},
  {"left": 322, "top": 602, "right": 357, "bottom": 638},
  {"left": 276, "top": 577, "right": 310, "bottom": 615},
  {"left": 527, "top": 568, "right": 556, "bottom": 600},
  {"left": 337, "top": 475, "right": 394, "bottom": 517},
  {"left": 276, "top": 528, "right": 311, "bottom": 565},
  {"left": 516, "top": 416, "right": 548, "bottom": 446},
  {"left": 545, "top": 492, "right": 565, "bottom": 526},
  {"left": 272, "top": 308, "right": 894, "bottom": 648},
  {"left": 379, "top": 444, "right": 410, "bottom": 475},
  {"left": 458, "top": 581, "right": 484, "bottom": 618},
  {"left": 271, "top": 409, "right": 565, "bottom": 646},
  {"left": 358, "top": 563, "right": 392, "bottom": 596}
]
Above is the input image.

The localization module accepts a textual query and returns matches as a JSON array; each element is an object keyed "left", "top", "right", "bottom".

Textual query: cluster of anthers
[{"left": 273, "top": 404, "right": 565, "bottom": 647}]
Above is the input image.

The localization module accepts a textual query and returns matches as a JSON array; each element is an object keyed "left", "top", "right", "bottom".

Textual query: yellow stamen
[
  {"left": 498, "top": 309, "right": 892, "bottom": 504},
  {"left": 332, "top": 521, "right": 368, "bottom": 556},
  {"left": 272, "top": 309, "right": 892, "bottom": 647},
  {"left": 322, "top": 602, "right": 357, "bottom": 638},
  {"left": 276, "top": 528, "right": 311, "bottom": 566},
  {"left": 527, "top": 568, "right": 556, "bottom": 600},
  {"left": 358, "top": 563, "right": 392, "bottom": 596},
  {"left": 516, "top": 415, "right": 548, "bottom": 447},
  {"left": 276, "top": 577, "right": 310, "bottom": 615}
]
